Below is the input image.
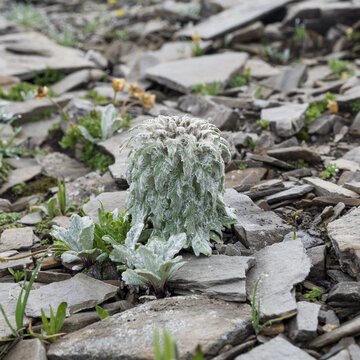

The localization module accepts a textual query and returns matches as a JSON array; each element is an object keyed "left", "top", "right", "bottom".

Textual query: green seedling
[
  {"left": 95, "top": 305, "right": 110, "bottom": 320},
  {"left": 40, "top": 302, "right": 67, "bottom": 343},
  {"left": 321, "top": 164, "right": 339, "bottom": 179},
  {"left": 7, "top": 268, "right": 25, "bottom": 283}
]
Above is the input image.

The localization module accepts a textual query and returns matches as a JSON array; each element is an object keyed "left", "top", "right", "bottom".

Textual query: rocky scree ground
[{"left": 0, "top": 0, "right": 360, "bottom": 359}]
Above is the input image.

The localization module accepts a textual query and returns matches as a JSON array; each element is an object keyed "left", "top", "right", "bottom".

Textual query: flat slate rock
[
  {"left": 0, "top": 227, "right": 34, "bottom": 252},
  {"left": 267, "top": 146, "right": 322, "bottom": 164},
  {"left": 224, "top": 189, "right": 293, "bottom": 250},
  {"left": 0, "top": 251, "right": 33, "bottom": 277},
  {"left": 289, "top": 301, "right": 321, "bottom": 342},
  {"left": 261, "top": 103, "right": 308, "bottom": 138},
  {"left": 3, "top": 339, "right": 47, "bottom": 360},
  {"left": 0, "top": 283, "right": 30, "bottom": 338},
  {"left": 342, "top": 146, "right": 360, "bottom": 164},
  {"left": 36, "top": 152, "right": 89, "bottom": 182},
  {"left": 327, "top": 207, "right": 360, "bottom": 279},
  {"left": 246, "top": 240, "right": 311, "bottom": 319},
  {"left": 48, "top": 296, "right": 253, "bottom": 360},
  {"left": 25, "top": 273, "right": 118, "bottom": 318},
  {"left": 265, "top": 184, "right": 314, "bottom": 204},
  {"left": 145, "top": 52, "right": 248, "bottom": 94},
  {"left": 0, "top": 165, "right": 42, "bottom": 195},
  {"left": 304, "top": 177, "right": 359, "bottom": 198},
  {"left": 0, "top": 32, "right": 94, "bottom": 79},
  {"left": 328, "top": 282, "right": 360, "bottom": 304},
  {"left": 82, "top": 191, "right": 128, "bottom": 223},
  {"left": 176, "top": 0, "right": 292, "bottom": 40},
  {"left": 235, "top": 336, "right": 315, "bottom": 360},
  {"left": 169, "top": 254, "right": 255, "bottom": 302}
]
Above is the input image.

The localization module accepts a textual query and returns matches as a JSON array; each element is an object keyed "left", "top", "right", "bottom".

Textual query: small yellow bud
[
  {"left": 108, "top": 0, "right": 116, "bottom": 4},
  {"left": 128, "top": 83, "right": 145, "bottom": 98},
  {"left": 115, "top": 8, "right": 125, "bottom": 17},
  {"left": 192, "top": 34, "right": 202, "bottom": 43},
  {"left": 346, "top": 28, "right": 353, "bottom": 37},
  {"left": 112, "top": 78, "right": 126, "bottom": 93},
  {"left": 139, "top": 93, "right": 156, "bottom": 109},
  {"left": 34, "top": 86, "right": 49, "bottom": 100},
  {"left": 328, "top": 100, "right": 338, "bottom": 114}
]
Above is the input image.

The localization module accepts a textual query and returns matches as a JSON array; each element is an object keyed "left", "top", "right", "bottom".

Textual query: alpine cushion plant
[
  {"left": 124, "top": 115, "right": 236, "bottom": 256},
  {"left": 51, "top": 214, "right": 107, "bottom": 270},
  {"left": 110, "top": 233, "right": 187, "bottom": 299}
]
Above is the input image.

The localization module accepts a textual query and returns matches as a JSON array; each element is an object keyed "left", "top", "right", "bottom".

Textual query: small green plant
[
  {"left": 7, "top": 4, "right": 47, "bottom": 28},
  {"left": 34, "top": 68, "right": 65, "bottom": 87},
  {"left": 0, "top": 253, "right": 46, "bottom": 339},
  {"left": 93, "top": 203, "right": 131, "bottom": 250},
  {"left": 304, "top": 287, "right": 322, "bottom": 302},
  {"left": 238, "top": 163, "right": 248, "bottom": 170},
  {"left": 11, "top": 182, "right": 25, "bottom": 196},
  {"left": 105, "top": 29, "right": 129, "bottom": 41},
  {"left": 51, "top": 214, "right": 108, "bottom": 270},
  {"left": 253, "top": 87, "right": 262, "bottom": 99},
  {"left": 228, "top": 70, "right": 250, "bottom": 88},
  {"left": 294, "top": 22, "right": 307, "bottom": 41},
  {"left": 124, "top": 115, "right": 236, "bottom": 256},
  {"left": 8, "top": 268, "right": 25, "bottom": 283},
  {"left": 248, "top": 138, "right": 259, "bottom": 150},
  {"left": 83, "top": 89, "right": 108, "bottom": 104},
  {"left": 193, "top": 82, "right": 221, "bottom": 96},
  {"left": 60, "top": 110, "right": 116, "bottom": 172},
  {"left": 39, "top": 180, "right": 76, "bottom": 218},
  {"left": 190, "top": 35, "right": 204, "bottom": 57},
  {"left": 257, "top": 119, "right": 270, "bottom": 131},
  {"left": 0, "top": 213, "right": 22, "bottom": 227},
  {"left": 251, "top": 276, "right": 296, "bottom": 335},
  {"left": 264, "top": 46, "right": 290, "bottom": 64},
  {"left": 95, "top": 305, "right": 110, "bottom": 320},
  {"left": 49, "top": 26, "right": 80, "bottom": 47},
  {"left": 321, "top": 163, "right": 339, "bottom": 179},
  {"left": 110, "top": 233, "right": 187, "bottom": 298},
  {"left": 31, "top": 109, "right": 53, "bottom": 123},
  {"left": 287, "top": 159, "right": 309, "bottom": 169},
  {"left": 305, "top": 93, "right": 335, "bottom": 125},
  {"left": 0, "top": 83, "right": 36, "bottom": 102},
  {"left": 328, "top": 59, "right": 349, "bottom": 74},
  {"left": 40, "top": 302, "right": 67, "bottom": 343},
  {"left": 154, "top": 328, "right": 204, "bottom": 360},
  {"left": 349, "top": 100, "right": 360, "bottom": 114}
]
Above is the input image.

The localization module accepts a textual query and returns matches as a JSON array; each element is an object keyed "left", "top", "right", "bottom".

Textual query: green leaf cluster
[
  {"left": 305, "top": 92, "right": 335, "bottom": 126},
  {"left": 193, "top": 82, "right": 221, "bottom": 96},
  {"left": 41, "top": 303, "right": 67, "bottom": 343},
  {"left": 125, "top": 115, "right": 236, "bottom": 256},
  {"left": 228, "top": 69, "right": 250, "bottom": 88},
  {"left": 328, "top": 59, "right": 349, "bottom": 73},
  {"left": 321, "top": 163, "right": 339, "bottom": 179}
]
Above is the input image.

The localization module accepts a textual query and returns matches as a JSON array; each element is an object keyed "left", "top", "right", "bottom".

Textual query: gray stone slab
[
  {"left": 235, "top": 336, "right": 315, "bottom": 360},
  {"left": 0, "top": 32, "right": 94, "bottom": 79},
  {"left": 307, "top": 245, "right": 327, "bottom": 281},
  {"left": 19, "top": 212, "right": 42, "bottom": 225},
  {"left": 342, "top": 146, "right": 360, "bottom": 164},
  {"left": 52, "top": 69, "right": 105, "bottom": 95},
  {"left": 176, "top": 0, "right": 292, "bottom": 40},
  {"left": 178, "top": 94, "right": 238, "bottom": 131},
  {"left": 0, "top": 251, "right": 33, "bottom": 277},
  {"left": 225, "top": 189, "right": 293, "bottom": 250},
  {"left": 82, "top": 191, "right": 128, "bottom": 223},
  {"left": 246, "top": 240, "right": 311, "bottom": 319},
  {"left": 283, "top": 230, "right": 324, "bottom": 249},
  {"left": 261, "top": 103, "right": 308, "bottom": 137},
  {"left": 265, "top": 184, "right": 314, "bottom": 204},
  {"left": 3, "top": 339, "right": 47, "bottom": 360},
  {"left": 0, "top": 227, "right": 34, "bottom": 252},
  {"left": 327, "top": 208, "right": 360, "bottom": 280},
  {"left": 289, "top": 301, "right": 321, "bottom": 342},
  {"left": 25, "top": 273, "right": 118, "bottom": 318},
  {"left": 336, "top": 85, "right": 360, "bottom": 103},
  {"left": 169, "top": 254, "right": 255, "bottom": 302},
  {"left": 304, "top": 177, "right": 359, "bottom": 198},
  {"left": 36, "top": 152, "right": 89, "bottom": 182},
  {"left": 48, "top": 296, "right": 253, "bottom": 360},
  {"left": 0, "top": 166, "right": 42, "bottom": 195},
  {"left": 328, "top": 282, "right": 360, "bottom": 304},
  {"left": 0, "top": 283, "right": 30, "bottom": 339},
  {"left": 145, "top": 52, "right": 248, "bottom": 94},
  {"left": 267, "top": 146, "right": 322, "bottom": 164}
]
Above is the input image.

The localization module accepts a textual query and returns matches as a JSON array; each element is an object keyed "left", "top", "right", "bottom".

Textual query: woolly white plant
[{"left": 123, "top": 115, "right": 236, "bottom": 256}]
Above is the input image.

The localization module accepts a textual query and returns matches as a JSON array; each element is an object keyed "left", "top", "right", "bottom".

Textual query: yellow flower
[
  {"left": 108, "top": 0, "right": 116, "bottom": 4},
  {"left": 192, "top": 33, "right": 201, "bottom": 43},
  {"left": 115, "top": 8, "right": 125, "bottom": 17},
  {"left": 139, "top": 93, "right": 156, "bottom": 109},
  {"left": 128, "top": 83, "right": 145, "bottom": 98},
  {"left": 34, "top": 86, "right": 49, "bottom": 100},
  {"left": 328, "top": 100, "right": 338, "bottom": 114},
  {"left": 112, "top": 78, "right": 126, "bottom": 93},
  {"left": 346, "top": 27, "right": 353, "bottom": 37}
]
